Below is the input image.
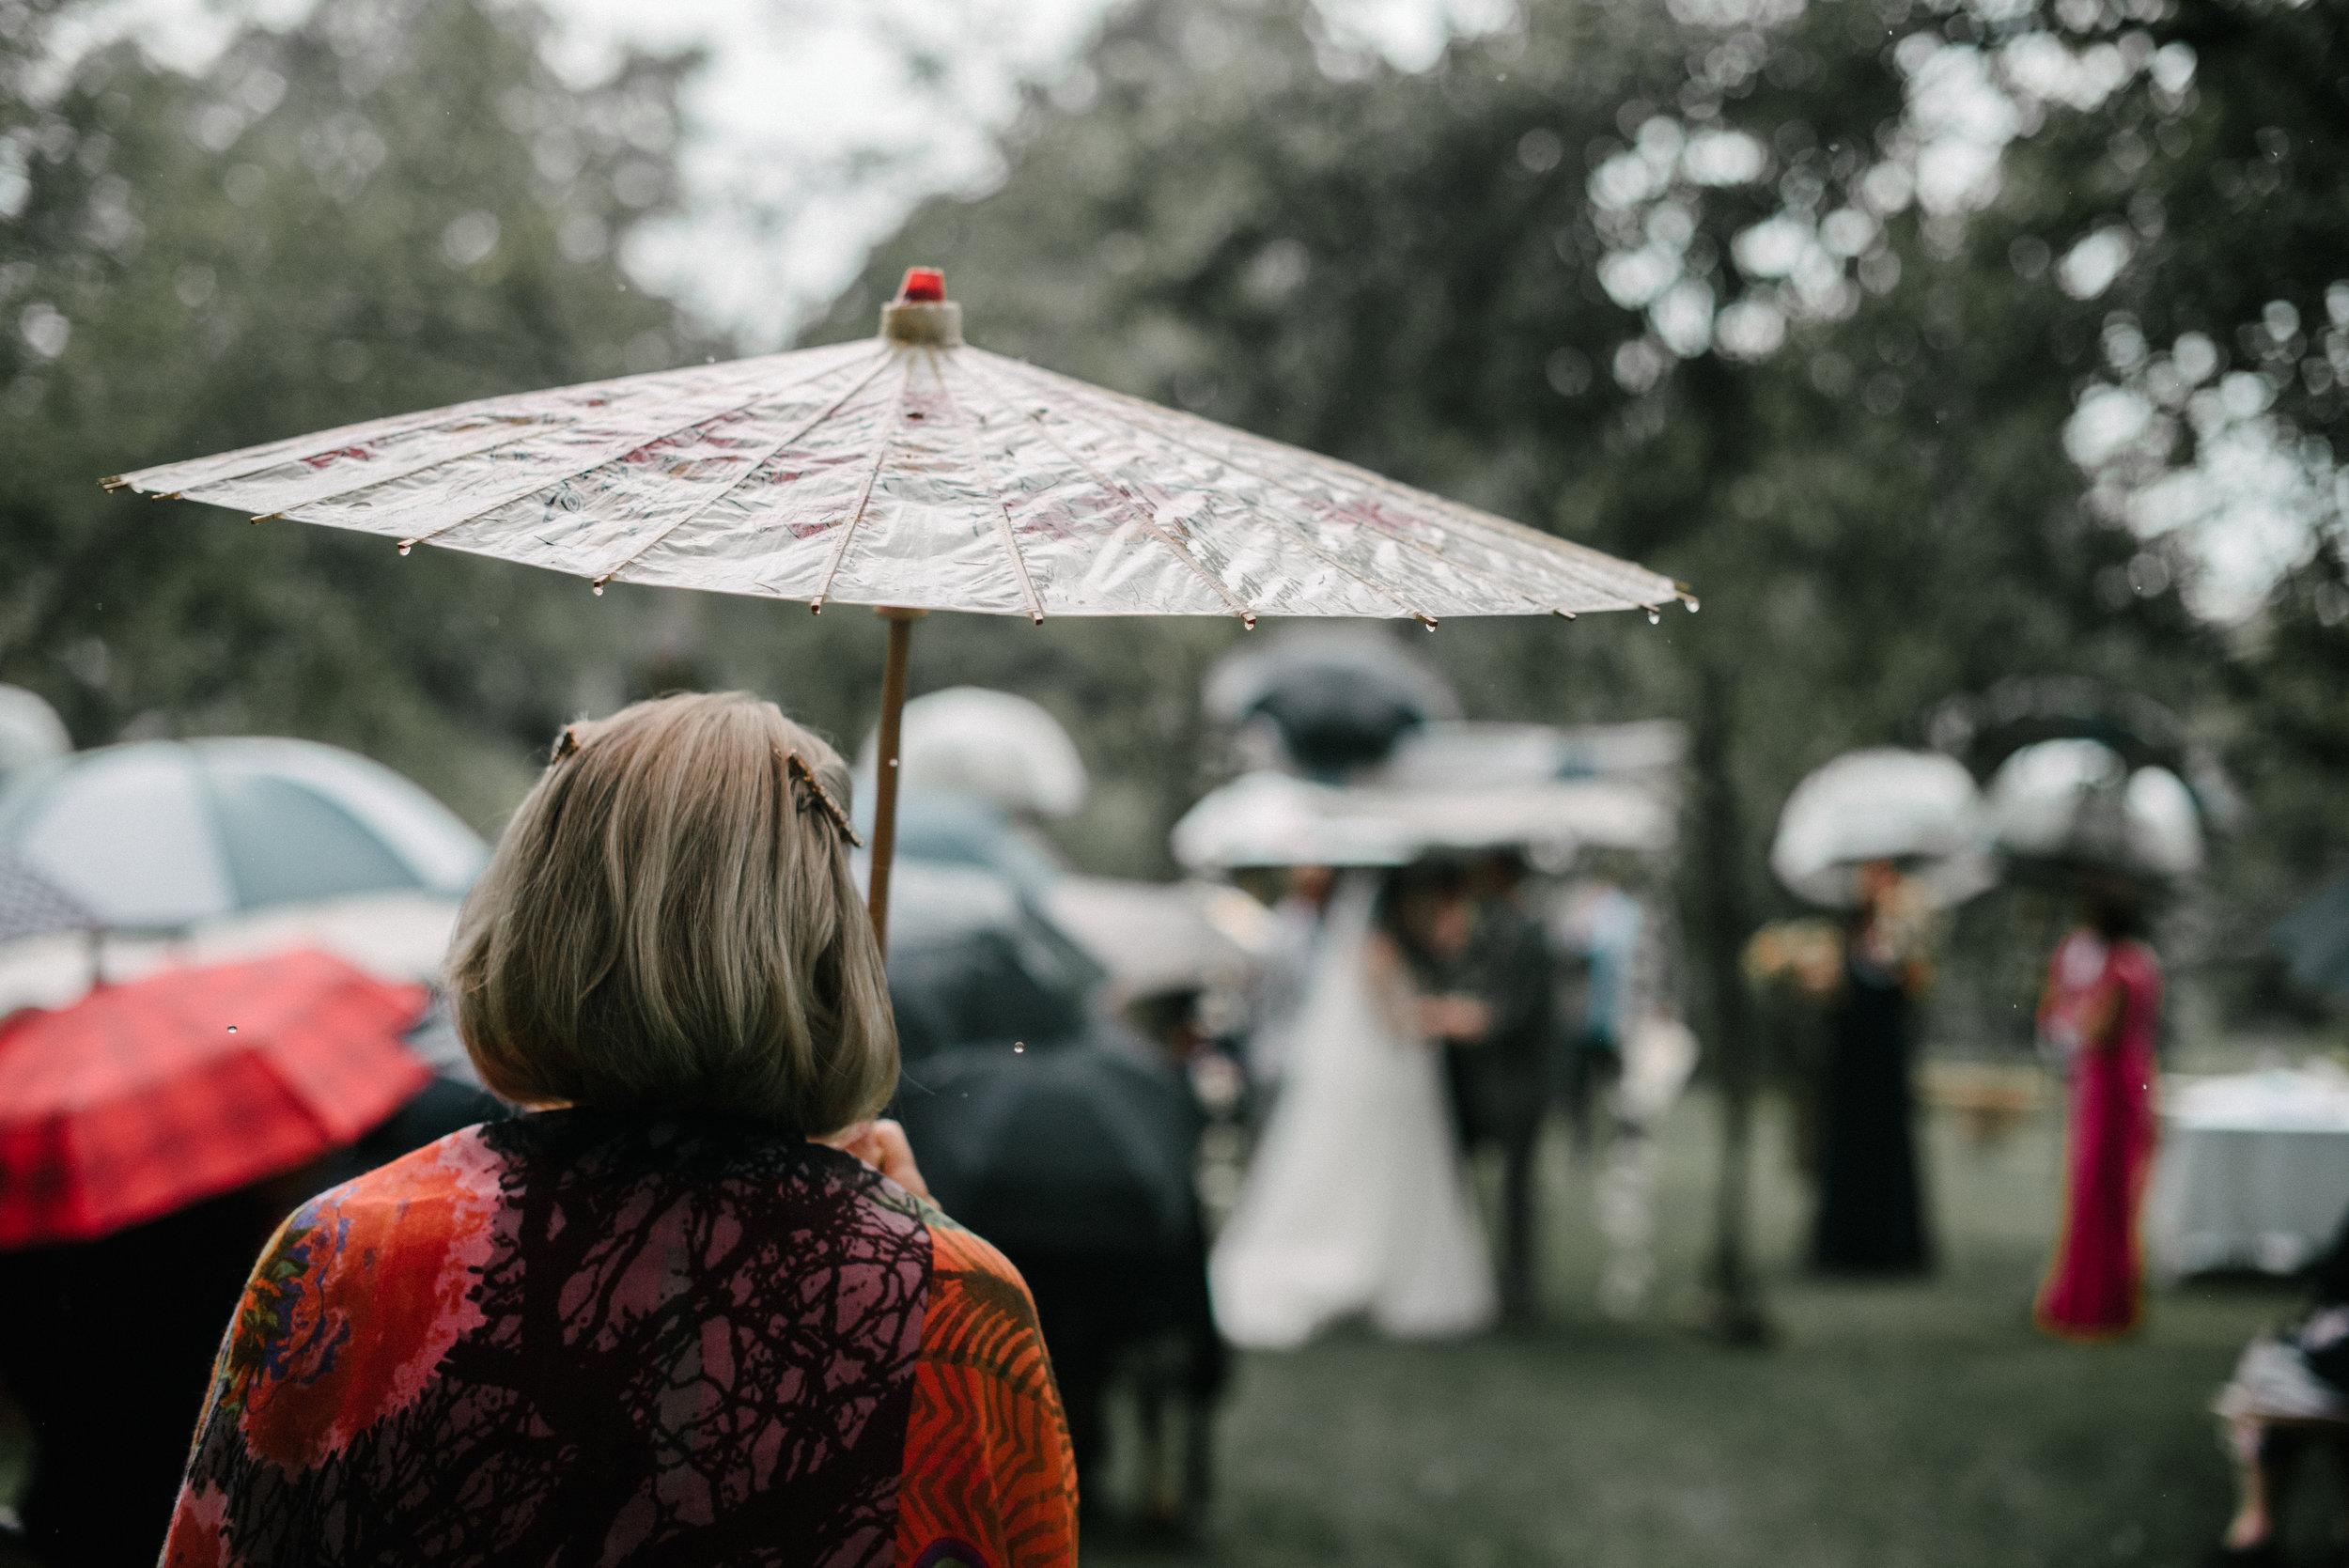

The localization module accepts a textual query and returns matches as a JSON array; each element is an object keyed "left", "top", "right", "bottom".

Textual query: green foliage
[{"left": 0, "top": 0, "right": 719, "bottom": 822}]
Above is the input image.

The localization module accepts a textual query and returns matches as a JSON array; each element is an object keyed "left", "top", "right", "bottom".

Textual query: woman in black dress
[{"left": 1811, "top": 860, "right": 1934, "bottom": 1274}]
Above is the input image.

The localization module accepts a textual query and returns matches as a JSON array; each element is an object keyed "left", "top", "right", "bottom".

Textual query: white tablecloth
[{"left": 2145, "top": 1067, "right": 2349, "bottom": 1281}]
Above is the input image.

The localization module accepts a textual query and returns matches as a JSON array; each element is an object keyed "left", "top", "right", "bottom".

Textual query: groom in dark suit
[{"left": 1397, "top": 853, "right": 1557, "bottom": 1325}]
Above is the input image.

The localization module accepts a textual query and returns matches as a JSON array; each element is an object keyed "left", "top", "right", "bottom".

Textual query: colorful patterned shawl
[{"left": 160, "top": 1111, "right": 1078, "bottom": 1567}]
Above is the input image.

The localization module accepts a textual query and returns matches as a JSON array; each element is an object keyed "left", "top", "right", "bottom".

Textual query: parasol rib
[
  {"left": 222, "top": 420, "right": 557, "bottom": 518},
  {"left": 121, "top": 383, "right": 586, "bottom": 495},
  {"left": 585, "top": 351, "right": 901, "bottom": 591},
  {"left": 1001, "top": 357, "right": 1602, "bottom": 613},
  {"left": 927, "top": 348, "right": 1045, "bottom": 623},
  {"left": 372, "top": 348, "right": 889, "bottom": 551},
  {"left": 155, "top": 352, "right": 799, "bottom": 505},
  {"left": 810, "top": 350, "right": 919, "bottom": 611},
  {"left": 975, "top": 363, "right": 1441, "bottom": 624},
  {"left": 958, "top": 356, "right": 1260, "bottom": 626},
  {"left": 994, "top": 357, "right": 1642, "bottom": 613}
]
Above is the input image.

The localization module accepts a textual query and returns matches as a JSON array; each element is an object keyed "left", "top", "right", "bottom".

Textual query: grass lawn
[{"left": 1087, "top": 1085, "right": 2306, "bottom": 1568}]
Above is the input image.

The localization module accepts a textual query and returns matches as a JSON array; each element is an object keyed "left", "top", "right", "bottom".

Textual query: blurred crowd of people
[{"left": 1, "top": 644, "right": 2345, "bottom": 1565}]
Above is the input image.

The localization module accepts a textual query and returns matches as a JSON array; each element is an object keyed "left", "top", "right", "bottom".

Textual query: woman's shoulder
[{"left": 294, "top": 1123, "right": 510, "bottom": 1223}]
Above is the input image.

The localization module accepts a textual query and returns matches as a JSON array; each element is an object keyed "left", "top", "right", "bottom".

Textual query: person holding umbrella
[{"left": 160, "top": 692, "right": 1079, "bottom": 1568}]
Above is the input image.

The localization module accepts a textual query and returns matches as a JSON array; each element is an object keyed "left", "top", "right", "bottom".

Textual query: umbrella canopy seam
[
  {"left": 236, "top": 421, "right": 560, "bottom": 520},
  {"left": 957, "top": 353, "right": 1259, "bottom": 626},
  {"left": 1020, "top": 354, "right": 1673, "bottom": 611},
  {"left": 811, "top": 351, "right": 920, "bottom": 612},
  {"left": 926, "top": 346, "right": 1046, "bottom": 624},
  {"left": 988, "top": 355, "right": 1599, "bottom": 618},
  {"left": 379, "top": 349, "right": 887, "bottom": 552},
  {"left": 978, "top": 357, "right": 1432, "bottom": 624},
  {"left": 588, "top": 350, "right": 902, "bottom": 593}
]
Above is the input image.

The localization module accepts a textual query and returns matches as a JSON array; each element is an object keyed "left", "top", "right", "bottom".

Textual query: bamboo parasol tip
[{"left": 881, "top": 267, "right": 962, "bottom": 347}]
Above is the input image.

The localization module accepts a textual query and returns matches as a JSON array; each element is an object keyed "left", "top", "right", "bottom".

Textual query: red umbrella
[{"left": 0, "top": 949, "right": 429, "bottom": 1246}]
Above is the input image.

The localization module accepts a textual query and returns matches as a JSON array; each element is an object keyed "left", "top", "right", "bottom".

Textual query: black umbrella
[
  {"left": 894, "top": 1038, "right": 1201, "bottom": 1259},
  {"left": 881, "top": 860, "right": 1102, "bottom": 1063},
  {"left": 2274, "top": 876, "right": 2349, "bottom": 1000},
  {"left": 1205, "top": 628, "right": 1460, "bottom": 780},
  {"left": 1929, "top": 675, "right": 2243, "bottom": 830}
]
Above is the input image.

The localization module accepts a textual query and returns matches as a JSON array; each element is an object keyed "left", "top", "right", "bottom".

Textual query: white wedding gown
[{"left": 1210, "top": 873, "right": 1498, "bottom": 1349}]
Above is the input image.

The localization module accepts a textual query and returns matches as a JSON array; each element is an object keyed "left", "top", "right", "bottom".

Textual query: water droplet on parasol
[
  {"left": 591, "top": 582, "right": 604, "bottom": 597},
  {"left": 397, "top": 539, "right": 415, "bottom": 556},
  {"left": 1684, "top": 597, "right": 1701, "bottom": 613},
  {"left": 226, "top": 1025, "right": 238, "bottom": 1033},
  {"left": 1645, "top": 606, "right": 1661, "bottom": 625},
  {"left": 1013, "top": 1042, "right": 1025, "bottom": 1054}
]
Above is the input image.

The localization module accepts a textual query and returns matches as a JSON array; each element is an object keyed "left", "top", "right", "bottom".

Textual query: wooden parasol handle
[{"left": 866, "top": 607, "right": 926, "bottom": 955}]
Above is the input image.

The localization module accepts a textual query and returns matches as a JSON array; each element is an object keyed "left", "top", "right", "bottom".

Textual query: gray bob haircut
[{"left": 449, "top": 691, "right": 896, "bottom": 1135}]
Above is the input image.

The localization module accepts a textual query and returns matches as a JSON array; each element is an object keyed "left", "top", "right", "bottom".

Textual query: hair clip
[
  {"left": 785, "top": 752, "right": 864, "bottom": 848},
  {"left": 551, "top": 726, "right": 582, "bottom": 763}
]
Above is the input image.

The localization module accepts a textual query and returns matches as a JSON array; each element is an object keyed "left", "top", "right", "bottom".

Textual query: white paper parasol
[
  {"left": 108, "top": 269, "right": 1688, "bottom": 946},
  {"left": 1770, "top": 747, "right": 1993, "bottom": 908}
]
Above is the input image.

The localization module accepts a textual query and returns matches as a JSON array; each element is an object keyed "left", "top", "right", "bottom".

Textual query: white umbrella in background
[
  {"left": 1171, "top": 771, "right": 1421, "bottom": 872},
  {"left": 1984, "top": 737, "right": 2204, "bottom": 880},
  {"left": 1172, "top": 764, "right": 1672, "bottom": 875},
  {"left": 0, "top": 685, "right": 70, "bottom": 784},
  {"left": 0, "top": 737, "right": 487, "bottom": 1011},
  {"left": 109, "top": 269, "right": 1688, "bottom": 949},
  {"left": 1043, "top": 875, "right": 1271, "bottom": 1005},
  {"left": 1769, "top": 747, "right": 1993, "bottom": 908},
  {"left": 857, "top": 685, "right": 1087, "bottom": 819}
]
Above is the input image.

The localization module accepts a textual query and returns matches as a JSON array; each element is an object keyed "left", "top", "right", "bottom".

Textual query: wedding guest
[
  {"left": 2035, "top": 873, "right": 2161, "bottom": 1341},
  {"left": 1812, "top": 861, "right": 1936, "bottom": 1275},
  {"left": 160, "top": 693, "right": 1078, "bottom": 1568}
]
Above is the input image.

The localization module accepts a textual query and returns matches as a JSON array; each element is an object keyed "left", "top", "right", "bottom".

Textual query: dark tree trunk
[{"left": 1692, "top": 659, "right": 1771, "bottom": 1345}]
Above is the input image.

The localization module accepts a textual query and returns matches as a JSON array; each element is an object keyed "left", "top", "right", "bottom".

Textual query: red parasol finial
[
  {"left": 879, "top": 268, "right": 962, "bottom": 346},
  {"left": 896, "top": 267, "right": 947, "bottom": 303}
]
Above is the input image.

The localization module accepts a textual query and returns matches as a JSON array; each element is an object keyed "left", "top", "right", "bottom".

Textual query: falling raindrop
[
  {"left": 1645, "top": 606, "right": 1661, "bottom": 625},
  {"left": 1012, "top": 1042, "right": 1025, "bottom": 1054}
]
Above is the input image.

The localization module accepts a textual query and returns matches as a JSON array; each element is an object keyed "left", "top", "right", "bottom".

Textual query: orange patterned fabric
[
  {"left": 894, "top": 1221, "right": 1081, "bottom": 1568},
  {"left": 160, "top": 1113, "right": 1077, "bottom": 1568}
]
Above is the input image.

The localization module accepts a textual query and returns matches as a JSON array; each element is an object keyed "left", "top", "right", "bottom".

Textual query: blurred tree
[{"left": 0, "top": 0, "right": 721, "bottom": 821}]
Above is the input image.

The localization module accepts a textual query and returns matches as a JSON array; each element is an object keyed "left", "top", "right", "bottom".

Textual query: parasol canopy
[
  {"left": 105, "top": 268, "right": 1688, "bottom": 946},
  {"left": 109, "top": 272, "right": 1685, "bottom": 626},
  {"left": 1769, "top": 747, "right": 1994, "bottom": 908},
  {"left": 0, "top": 949, "right": 429, "bottom": 1246}
]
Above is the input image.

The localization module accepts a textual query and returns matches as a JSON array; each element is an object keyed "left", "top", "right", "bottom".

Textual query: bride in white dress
[{"left": 1210, "top": 869, "right": 1498, "bottom": 1349}]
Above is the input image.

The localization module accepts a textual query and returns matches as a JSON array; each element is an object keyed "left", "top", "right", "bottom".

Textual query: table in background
[{"left": 2145, "top": 1065, "right": 2349, "bottom": 1281}]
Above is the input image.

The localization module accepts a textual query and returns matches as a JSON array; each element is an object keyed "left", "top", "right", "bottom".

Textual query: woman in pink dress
[{"left": 2034, "top": 880, "right": 2162, "bottom": 1341}]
